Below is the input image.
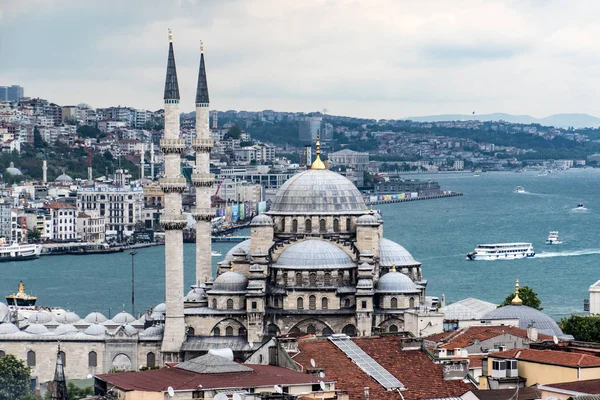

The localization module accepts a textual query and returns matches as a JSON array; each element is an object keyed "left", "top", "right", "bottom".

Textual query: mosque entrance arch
[
  {"left": 342, "top": 324, "right": 357, "bottom": 337},
  {"left": 288, "top": 319, "right": 333, "bottom": 336},
  {"left": 112, "top": 354, "right": 132, "bottom": 371},
  {"left": 378, "top": 318, "right": 404, "bottom": 333}
]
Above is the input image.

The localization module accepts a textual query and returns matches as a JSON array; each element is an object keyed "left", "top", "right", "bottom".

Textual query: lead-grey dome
[
  {"left": 55, "top": 173, "right": 73, "bottom": 183},
  {"left": 185, "top": 285, "right": 207, "bottom": 303},
  {"left": 482, "top": 305, "right": 564, "bottom": 336},
  {"left": 28, "top": 311, "right": 54, "bottom": 324},
  {"left": 211, "top": 271, "right": 248, "bottom": 293},
  {"left": 356, "top": 214, "right": 379, "bottom": 226},
  {"left": 56, "top": 311, "right": 80, "bottom": 324},
  {"left": 251, "top": 213, "right": 273, "bottom": 226},
  {"left": 141, "top": 324, "right": 164, "bottom": 337},
  {"left": 379, "top": 238, "right": 420, "bottom": 267},
  {"left": 275, "top": 239, "right": 354, "bottom": 269},
  {"left": 5, "top": 162, "right": 22, "bottom": 176},
  {"left": 0, "top": 322, "right": 20, "bottom": 334},
  {"left": 111, "top": 311, "right": 135, "bottom": 325},
  {"left": 84, "top": 323, "right": 107, "bottom": 336},
  {"left": 376, "top": 271, "right": 419, "bottom": 293},
  {"left": 223, "top": 239, "right": 251, "bottom": 263},
  {"left": 25, "top": 323, "right": 49, "bottom": 334},
  {"left": 269, "top": 169, "right": 366, "bottom": 215},
  {"left": 84, "top": 312, "right": 107, "bottom": 324},
  {"left": 54, "top": 324, "right": 78, "bottom": 335}
]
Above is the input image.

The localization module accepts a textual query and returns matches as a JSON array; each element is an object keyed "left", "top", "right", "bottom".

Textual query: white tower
[
  {"left": 140, "top": 143, "right": 145, "bottom": 180},
  {"left": 159, "top": 29, "right": 187, "bottom": 360},
  {"left": 150, "top": 142, "right": 155, "bottom": 180},
  {"left": 42, "top": 160, "right": 47, "bottom": 184},
  {"left": 192, "top": 41, "right": 215, "bottom": 284}
]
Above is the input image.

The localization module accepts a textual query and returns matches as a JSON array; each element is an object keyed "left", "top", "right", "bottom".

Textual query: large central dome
[{"left": 268, "top": 169, "right": 366, "bottom": 215}]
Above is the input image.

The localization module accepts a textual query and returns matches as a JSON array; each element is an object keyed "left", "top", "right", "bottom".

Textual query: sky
[{"left": 1, "top": 0, "right": 600, "bottom": 119}]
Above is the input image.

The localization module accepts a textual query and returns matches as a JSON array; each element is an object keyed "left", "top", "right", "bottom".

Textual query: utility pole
[{"left": 130, "top": 250, "right": 138, "bottom": 316}]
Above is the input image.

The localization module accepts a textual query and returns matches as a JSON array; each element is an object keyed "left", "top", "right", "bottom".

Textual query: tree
[
  {"left": 67, "top": 382, "right": 93, "bottom": 400},
  {"left": 560, "top": 315, "right": 600, "bottom": 342},
  {"left": 33, "top": 127, "right": 46, "bottom": 148},
  {"left": 500, "top": 285, "right": 543, "bottom": 310},
  {"left": 28, "top": 229, "right": 41, "bottom": 242},
  {"left": 0, "top": 354, "right": 31, "bottom": 400},
  {"left": 224, "top": 124, "right": 242, "bottom": 140}
]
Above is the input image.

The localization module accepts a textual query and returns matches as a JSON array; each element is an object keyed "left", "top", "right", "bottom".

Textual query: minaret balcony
[
  {"left": 191, "top": 173, "right": 215, "bottom": 187},
  {"left": 160, "top": 139, "right": 186, "bottom": 154},
  {"left": 191, "top": 138, "right": 214, "bottom": 152},
  {"left": 192, "top": 207, "right": 216, "bottom": 221},
  {"left": 159, "top": 214, "right": 188, "bottom": 230},
  {"left": 159, "top": 177, "right": 188, "bottom": 193}
]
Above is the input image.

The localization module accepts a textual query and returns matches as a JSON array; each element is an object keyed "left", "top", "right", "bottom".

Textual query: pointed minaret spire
[
  {"left": 164, "top": 29, "right": 180, "bottom": 101},
  {"left": 51, "top": 345, "right": 68, "bottom": 400},
  {"left": 195, "top": 40, "right": 210, "bottom": 104}
]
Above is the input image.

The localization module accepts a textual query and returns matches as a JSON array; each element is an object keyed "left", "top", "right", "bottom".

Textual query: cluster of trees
[{"left": 500, "top": 286, "right": 543, "bottom": 310}]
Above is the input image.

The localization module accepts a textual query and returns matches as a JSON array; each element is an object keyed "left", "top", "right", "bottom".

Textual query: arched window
[
  {"left": 333, "top": 219, "right": 340, "bottom": 232},
  {"left": 342, "top": 324, "right": 357, "bottom": 337},
  {"left": 27, "top": 350, "right": 36, "bottom": 367},
  {"left": 321, "top": 297, "right": 328, "bottom": 310},
  {"left": 213, "top": 327, "right": 221, "bottom": 336},
  {"left": 267, "top": 324, "right": 280, "bottom": 337},
  {"left": 226, "top": 298, "right": 234, "bottom": 310},
  {"left": 344, "top": 298, "right": 351, "bottom": 308},
  {"left": 307, "top": 324, "right": 316, "bottom": 335},
  {"left": 239, "top": 327, "right": 247, "bottom": 337},
  {"left": 324, "top": 272, "right": 331, "bottom": 286},
  {"left": 389, "top": 324, "right": 398, "bottom": 333},
  {"left": 338, "top": 271, "right": 344, "bottom": 285},
  {"left": 295, "top": 272, "right": 303, "bottom": 286},
  {"left": 282, "top": 272, "right": 288, "bottom": 286},
  {"left": 281, "top": 218, "right": 286, "bottom": 232},
  {"left": 188, "top": 327, "right": 195, "bottom": 336},
  {"left": 225, "top": 326, "right": 234, "bottom": 336},
  {"left": 309, "top": 272, "right": 317, "bottom": 286},
  {"left": 346, "top": 218, "right": 352, "bottom": 231},
  {"left": 305, "top": 219, "right": 312, "bottom": 233},
  {"left": 147, "top": 352, "right": 156, "bottom": 368},
  {"left": 309, "top": 295, "right": 316, "bottom": 310},
  {"left": 391, "top": 297, "right": 398, "bottom": 309},
  {"left": 319, "top": 219, "right": 326, "bottom": 233},
  {"left": 212, "top": 298, "right": 217, "bottom": 309},
  {"left": 0, "top": 350, "right": 5, "bottom": 358},
  {"left": 292, "top": 219, "right": 298, "bottom": 233},
  {"left": 297, "top": 297, "right": 304, "bottom": 310},
  {"left": 323, "top": 327, "right": 334, "bottom": 336},
  {"left": 274, "top": 297, "right": 279, "bottom": 308},
  {"left": 409, "top": 297, "right": 415, "bottom": 308},
  {"left": 59, "top": 351, "right": 66, "bottom": 368},
  {"left": 88, "top": 351, "right": 97, "bottom": 367}
]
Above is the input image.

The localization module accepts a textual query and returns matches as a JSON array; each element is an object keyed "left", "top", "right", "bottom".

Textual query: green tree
[
  {"left": 27, "top": 229, "right": 41, "bottom": 242},
  {"left": 76, "top": 125, "right": 103, "bottom": 139},
  {"left": 560, "top": 315, "right": 600, "bottom": 342},
  {"left": 225, "top": 124, "right": 242, "bottom": 140},
  {"left": 500, "top": 286, "right": 543, "bottom": 310},
  {"left": 33, "top": 127, "right": 46, "bottom": 148},
  {"left": 0, "top": 354, "right": 31, "bottom": 400},
  {"left": 67, "top": 382, "right": 93, "bottom": 400}
]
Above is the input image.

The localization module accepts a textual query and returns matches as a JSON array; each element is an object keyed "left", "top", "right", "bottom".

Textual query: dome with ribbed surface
[
  {"left": 54, "top": 324, "right": 78, "bottom": 335},
  {"left": 0, "top": 322, "right": 20, "bottom": 334},
  {"left": 28, "top": 311, "right": 53, "bottom": 324},
  {"left": 25, "top": 323, "right": 49, "bottom": 334},
  {"left": 111, "top": 311, "right": 135, "bottom": 325},
  {"left": 185, "top": 285, "right": 207, "bottom": 303},
  {"left": 482, "top": 305, "right": 563, "bottom": 336},
  {"left": 379, "top": 238, "right": 420, "bottom": 267},
  {"left": 269, "top": 169, "right": 366, "bottom": 215},
  {"left": 211, "top": 271, "right": 248, "bottom": 293},
  {"left": 56, "top": 311, "right": 80, "bottom": 324},
  {"left": 85, "top": 323, "right": 107, "bottom": 336},
  {"left": 251, "top": 213, "right": 273, "bottom": 226},
  {"left": 223, "top": 239, "right": 251, "bottom": 263},
  {"left": 5, "top": 162, "right": 22, "bottom": 176},
  {"left": 84, "top": 312, "right": 107, "bottom": 324},
  {"left": 275, "top": 239, "right": 353, "bottom": 269},
  {"left": 141, "top": 324, "right": 164, "bottom": 337},
  {"left": 356, "top": 214, "right": 379, "bottom": 225},
  {"left": 376, "top": 271, "right": 419, "bottom": 293},
  {"left": 55, "top": 173, "right": 73, "bottom": 183}
]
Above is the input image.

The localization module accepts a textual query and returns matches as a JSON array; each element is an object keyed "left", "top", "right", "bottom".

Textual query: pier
[
  {"left": 211, "top": 236, "right": 249, "bottom": 243},
  {"left": 365, "top": 192, "right": 463, "bottom": 205}
]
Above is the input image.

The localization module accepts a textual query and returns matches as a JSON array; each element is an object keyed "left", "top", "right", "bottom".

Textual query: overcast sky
[{"left": 1, "top": 0, "right": 599, "bottom": 119}]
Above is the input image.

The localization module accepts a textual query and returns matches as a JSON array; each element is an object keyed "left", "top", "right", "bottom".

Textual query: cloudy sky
[{"left": 1, "top": 0, "right": 599, "bottom": 119}]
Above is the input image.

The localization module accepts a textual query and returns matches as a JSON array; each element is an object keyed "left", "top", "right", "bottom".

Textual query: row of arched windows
[
  {"left": 211, "top": 298, "right": 236, "bottom": 310},
  {"left": 290, "top": 271, "right": 343, "bottom": 287},
  {"left": 13, "top": 350, "right": 156, "bottom": 369},
  {"left": 297, "top": 296, "right": 329, "bottom": 310},
  {"left": 214, "top": 326, "right": 247, "bottom": 337},
  {"left": 286, "top": 218, "right": 353, "bottom": 233},
  {"left": 388, "top": 297, "right": 416, "bottom": 309}
]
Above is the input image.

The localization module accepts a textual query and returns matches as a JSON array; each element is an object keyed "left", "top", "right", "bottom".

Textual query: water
[{"left": 1, "top": 169, "right": 599, "bottom": 321}]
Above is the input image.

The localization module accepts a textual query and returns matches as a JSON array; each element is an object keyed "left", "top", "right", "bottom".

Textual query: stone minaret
[
  {"left": 192, "top": 41, "right": 215, "bottom": 284},
  {"left": 159, "top": 29, "right": 187, "bottom": 359},
  {"left": 51, "top": 345, "right": 68, "bottom": 400}
]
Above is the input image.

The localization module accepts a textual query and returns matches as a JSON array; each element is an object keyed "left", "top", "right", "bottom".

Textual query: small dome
[
  {"left": 0, "top": 303, "right": 9, "bottom": 322},
  {"left": 379, "top": 238, "right": 420, "bottom": 267},
  {"left": 375, "top": 212, "right": 384, "bottom": 223},
  {"left": 153, "top": 303, "right": 166, "bottom": 314},
  {"left": 223, "top": 239, "right": 251, "bottom": 263},
  {"left": 111, "top": 311, "right": 135, "bottom": 325},
  {"left": 123, "top": 324, "right": 138, "bottom": 336},
  {"left": 376, "top": 271, "right": 419, "bottom": 293},
  {"left": 356, "top": 214, "right": 379, "bottom": 226},
  {"left": 275, "top": 239, "right": 354, "bottom": 269},
  {"left": 54, "top": 324, "right": 78, "bottom": 335},
  {"left": 251, "top": 213, "right": 273, "bottom": 226},
  {"left": 211, "top": 271, "right": 248, "bottom": 292},
  {"left": 5, "top": 162, "right": 22, "bottom": 176},
  {"left": 28, "top": 311, "right": 54, "bottom": 324},
  {"left": 357, "top": 279, "right": 373, "bottom": 290},
  {"left": 0, "top": 322, "right": 20, "bottom": 334},
  {"left": 185, "top": 286, "right": 207, "bottom": 302},
  {"left": 56, "top": 311, "right": 80, "bottom": 324},
  {"left": 84, "top": 323, "right": 107, "bottom": 336},
  {"left": 141, "top": 324, "right": 164, "bottom": 337},
  {"left": 55, "top": 173, "right": 73, "bottom": 183},
  {"left": 25, "top": 323, "right": 49, "bottom": 334},
  {"left": 84, "top": 312, "right": 107, "bottom": 324},
  {"left": 482, "top": 305, "right": 564, "bottom": 336}
]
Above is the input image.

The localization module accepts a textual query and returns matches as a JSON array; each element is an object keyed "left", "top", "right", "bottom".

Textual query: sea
[{"left": 2, "top": 169, "right": 600, "bottom": 322}]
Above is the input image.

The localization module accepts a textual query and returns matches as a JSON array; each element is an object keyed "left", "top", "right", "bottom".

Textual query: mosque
[{"left": 0, "top": 31, "right": 567, "bottom": 387}]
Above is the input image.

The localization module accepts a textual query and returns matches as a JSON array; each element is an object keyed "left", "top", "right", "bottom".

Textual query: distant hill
[{"left": 406, "top": 113, "right": 600, "bottom": 129}]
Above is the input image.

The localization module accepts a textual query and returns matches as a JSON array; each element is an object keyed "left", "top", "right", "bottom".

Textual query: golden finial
[
  {"left": 512, "top": 278, "right": 522, "bottom": 305},
  {"left": 369, "top": 205, "right": 375, "bottom": 214},
  {"left": 200, "top": 40, "right": 204, "bottom": 53},
  {"left": 391, "top": 263, "right": 396, "bottom": 273},
  {"left": 311, "top": 135, "right": 326, "bottom": 170},
  {"left": 230, "top": 261, "right": 235, "bottom": 272},
  {"left": 168, "top": 29, "right": 173, "bottom": 43}
]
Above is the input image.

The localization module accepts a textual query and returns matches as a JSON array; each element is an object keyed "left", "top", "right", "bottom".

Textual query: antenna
[
  {"left": 274, "top": 385, "right": 283, "bottom": 394},
  {"left": 320, "top": 381, "right": 326, "bottom": 391},
  {"left": 310, "top": 358, "right": 316, "bottom": 368},
  {"left": 319, "top": 371, "right": 325, "bottom": 378},
  {"left": 167, "top": 387, "right": 175, "bottom": 398},
  {"left": 553, "top": 335, "right": 559, "bottom": 344}
]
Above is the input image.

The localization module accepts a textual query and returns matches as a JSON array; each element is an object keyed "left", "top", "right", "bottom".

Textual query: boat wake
[{"left": 536, "top": 249, "right": 600, "bottom": 258}]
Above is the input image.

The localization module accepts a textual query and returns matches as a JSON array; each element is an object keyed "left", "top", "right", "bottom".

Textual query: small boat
[
  {"left": 573, "top": 204, "right": 588, "bottom": 211},
  {"left": 514, "top": 186, "right": 525, "bottom": 193},
  {"left": 467, "top": 243, "right": 535, "bottom": 261},
  {"left": 546, "top": 231, "right": 562, "bottom": 245},
  {"left": 6, "top": 281, "right": 37, "bottom": 307},
  {"left": 211, "top": 251, "right": 222, "bottom": 257}
]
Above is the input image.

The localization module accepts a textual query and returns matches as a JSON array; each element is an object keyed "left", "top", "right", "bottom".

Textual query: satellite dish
[
  {"left": 274, "top": 385, "right": 283, "bottom": 394},
  {"left": 233, "top": 394, "right": 242, "bottom": 400},
  {"left": 214, "top": 394, "right": 228, "bottom": 400},
  {"left": 167, "top": 387, "right": 175, "bottom": 398},
  {"left": 87, "top": 374, "right": 93, "bottom": 379},
  {"left": 310, "top": 358, "right": 316, "bottom": 368},
  {"left": 320, "top": 381, "right": 326, "bottom": 391},
  {"left": 553, "top": 335, "right": 559, "bottom": 344},
  {"left": 319, "top": 371, "right": 325, "bottom": 378}
]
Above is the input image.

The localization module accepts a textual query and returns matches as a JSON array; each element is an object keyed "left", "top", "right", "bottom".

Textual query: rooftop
[
  {"left": 439, "top": 297, "right": 498, "bottom": 321},
  {"left": 491, "top": 348, "right": 600, "bottom": 368},
  {"left": 427, "top": 325, "right": 552, "bottom": 349},
  {"left": 464, "top": 388, "right": 540, "bottom": 400},
  {"left": 540, "top": 378, "right": 600, "bottom": 395}
]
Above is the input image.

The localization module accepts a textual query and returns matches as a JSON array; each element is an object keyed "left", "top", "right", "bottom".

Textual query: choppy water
[{"left": 1, "top": 169, "right": 599, "bottom": 321}]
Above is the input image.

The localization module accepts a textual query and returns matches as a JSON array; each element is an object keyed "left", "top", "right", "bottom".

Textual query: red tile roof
[
  {"left": 45, "top": 202, "right": 76, "bottom": 209},
  {"left": 294, "top": 336, "right": 473, "bottom": 400},
  {"left": 97, "top": 364, "right": 330, "bottom": 392},
  {"left": 542, "top": 378, "right": 600, "bottom": 394},
  {"left": 491, "top": 348, "right": 600, "bottom": 368},
  {"left": 429, "top": 326, "right": 552, "bottom": 349},
  {"left": 468, "top": 355, "right": 486, "bottom": 368}
]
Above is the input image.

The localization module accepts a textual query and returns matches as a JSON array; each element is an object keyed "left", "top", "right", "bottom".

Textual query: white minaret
[
  {"left": 42, "top": 160, "right": 47, "bottom": 184},
  {"left": 140, "top": 143, "right": 145, "bottom": 180},
  {"left": 159, "top": 29, "right": 187, "bottom": 360},
  {"left": 192, "top": 41, "right": 214, "bottom": 284},
  {"left": 150, "top": 142, "right": 155, "bottom": 180}
]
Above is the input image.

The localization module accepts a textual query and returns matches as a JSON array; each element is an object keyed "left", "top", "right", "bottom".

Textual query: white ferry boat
[
  {"left": 467, "top": 243, "right": 535, "bottom": 260},
  {"left": 514, "top": 186, "right": 525, "bottom": 193},
  {"left": 0, "top": 242, "right": 42, "bottom": 262},
  {"left": 211, "top": 251, "right": 222, "bottom": 257},
  {"left": 546, "top": 231, "right": 562, "bottom": 245}
]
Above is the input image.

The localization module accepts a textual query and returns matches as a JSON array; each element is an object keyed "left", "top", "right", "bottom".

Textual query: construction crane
[{"left": 211, "top": 180, "right": 223, "bottom": 207}]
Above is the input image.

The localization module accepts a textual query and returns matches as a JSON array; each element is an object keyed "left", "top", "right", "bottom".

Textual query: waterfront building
[
  {"left": 45, "top": 202, "right": 77, "bottom": 241},
  {"left": 328, "top": 149, "right": 369, "bottom": 171},
  {"left": 76, "top": 211, "right": 106, "bottom": 244}
]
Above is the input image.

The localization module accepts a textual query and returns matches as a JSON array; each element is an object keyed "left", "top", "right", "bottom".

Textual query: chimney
[{"left": 527, "top": 326, "right": 538, "bottom": 341}]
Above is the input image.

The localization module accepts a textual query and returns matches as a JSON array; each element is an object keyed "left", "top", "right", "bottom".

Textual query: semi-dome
[
  {"left": 111, "top": 311, "right": 136, "bottom": 325},
  {"left": 223, "top": 239, "right": 251, "bottom": 263},
  {"left": 211, "top": 271, "right": 248, "bottom": 293},
  {"left": 268, "top": 169, "right": 366, "bottom": 215},
  {"left": 379, "top": 238, "right": 420, "bottom": 267},
  {"left": 84, "top": 312, "right": 107, "bottom": 324},
  {"left": 482, "top": 305, "right": 563, "bottom": 336},
  {"left": 141, "top": 324, "right": 164, "bottom": 337},
  {"left": 84, "top": 323, "right": 107, "bottom": 336},
  {"left": 275, "top": 239, "right": 354, "bottom": 269},
  {"left": 54, "top": 324, "right": 78, "bottom": 335},
  {"left": 56, "top": 311, "right": 80, "bottom": 324},
  {"left": 185, "top": 285, "right": 207, "bottom": 303},
  {"left": 55, "top": 173, "right": 73, "bottom": 183},
  {"left": 5, "top": 162, "right": 22, "bottom": 176},
  {"left": 376, "top": 271, "right": 419, "bottom": 293},
  {"left": 25, "top": 323, "right": 49, "bottom": 334},
  {"left": 356, "top": 214, "right": 379, "bottom": 226},
  {"left": 28, "top": 311, "right": 54, "bottom": 324},
  {"left": 251, "top": 213, "right": 273, "bottom": 226},
  {"left": 0, "top": 322, "right": 20, "bottom": 334}
]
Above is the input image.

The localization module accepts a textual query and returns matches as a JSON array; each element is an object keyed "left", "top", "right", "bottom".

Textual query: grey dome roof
[
  {"left": 84, "top": 312, "right": 107, "bottom": 324},
  {"left": 0, "top": 322, "right": 20, "bottom": 334},
  {"left": 356, "top": 214, "right": 379, "bottom": 225},
  {"left": 357, "top": 278, "right": 374, "bottom": 290},
  {"left": 211, "top": 271, "right": 248, "bottom": 292},
  {"left": 56, "top": 311, "right": 80, "bottom": 324},
  {"left": 54, "top": 324, "right": 78, "bottom": 335},
  {"left": 84, "top": 323, "right": 107, "bottom": 336},
  {"left": 28, "top": 311, "right": 53, "bottom": 324},
  {"left": 141, "top": 324, "right": 164, "bottom": 337},
  {"left": 0, "top": 303, "right": 9, "bottom": 322},
  {"left": 251, "top": 213, "right": 273, "bottom": 226},
  {"left": 55, "top": 173, "right": 73, "bottom": 182},
  {"left": 379, "top": 238, "right": 420, "bottom": 267},
  {"left": 123, "top": 324, "right": 138, "bottom": 336},
  {"left": 376, "top": 271, "right": 419, "bottom": 293},
  {"left": 25, "top": 323, "right": 49, "bottom": 334},
  {"left": 153, "top": 303, "right": 166, "bottom": 314},
  {"left": 375, "top": 212, "right": 384, "bottom": 223},
  {"left": 185, "top": 286, "right": 207, "bottom": 303},
  {"left": 275, "top": 239, "right": 354, "bottom": 269},
  {"left": 269, "top": 169, "right": 366, "bottom": 215},
  {"left": 111, "top": 311, "right": 135, "bottom": 324},
  {"left": 223, "top": 239, "right": 251, "bottom": 262},
  {"left": 5, "top": 162, "right": 22, "bottom": 176},
  {"left": 482, "top": 305, "right": 564, "bottom": 336}
]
